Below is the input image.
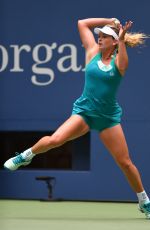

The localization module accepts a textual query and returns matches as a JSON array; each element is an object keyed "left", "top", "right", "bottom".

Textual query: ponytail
[
  {"left": 107, "top": 24, "right": 149, "bottom": 48},
  {"left": 124, "top": 32, "right": 149, "bottom": 47}
]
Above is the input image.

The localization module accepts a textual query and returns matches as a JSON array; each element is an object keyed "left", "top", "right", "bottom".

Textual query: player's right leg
[{"left": 4, "top": 115, "right": 89, "bottom": 170}]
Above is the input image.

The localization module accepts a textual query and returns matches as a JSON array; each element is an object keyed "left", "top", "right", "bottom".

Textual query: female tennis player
[{"left": 4, "top": 18, "right": 150, "bottom": 218}]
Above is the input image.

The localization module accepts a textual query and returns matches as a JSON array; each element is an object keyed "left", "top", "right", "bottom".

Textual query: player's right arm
[{"left": 78, "top": 18, "right": 117, "bottom": 63}]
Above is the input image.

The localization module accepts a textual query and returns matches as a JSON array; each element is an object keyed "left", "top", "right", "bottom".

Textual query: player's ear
[{"left": 113, "top": 40, "right": 118, "bottom": 46}]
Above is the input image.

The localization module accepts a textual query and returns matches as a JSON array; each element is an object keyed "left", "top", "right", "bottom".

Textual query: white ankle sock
[
  {"left": 137, "top": 190, "right": 150, "bottom": 205},
  {"left": 21, "top": 148, "right": 35, "bottom": 160}
]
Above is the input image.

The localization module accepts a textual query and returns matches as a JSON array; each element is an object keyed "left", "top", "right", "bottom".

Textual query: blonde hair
[
  {"left": 124, "top": 32, "right": 149, "bottom": 47},
  {"left": 107, "top": 24, "right": 149, "bottom": 48}
]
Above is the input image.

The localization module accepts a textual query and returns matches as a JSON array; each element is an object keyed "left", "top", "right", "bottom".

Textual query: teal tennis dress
[{"left": 72, "top": 52, "right": 123, "bottom": 132}]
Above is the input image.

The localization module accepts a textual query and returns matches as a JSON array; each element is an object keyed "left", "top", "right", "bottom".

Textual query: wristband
[{"left": 112, "top": 18, "right": 120, "bottom": 26}]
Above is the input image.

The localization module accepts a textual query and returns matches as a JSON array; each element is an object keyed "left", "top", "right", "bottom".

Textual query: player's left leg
[{"left": 99, "top": 124, "right": 150, "bottom": 219}]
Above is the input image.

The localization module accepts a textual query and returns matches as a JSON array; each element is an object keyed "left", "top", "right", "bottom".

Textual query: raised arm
[
  {"left": 116, "top": 21, "right": 133, "bottom": 76},
  {"left": 78, "top": 18, "right": 117, "bottom": 51}
]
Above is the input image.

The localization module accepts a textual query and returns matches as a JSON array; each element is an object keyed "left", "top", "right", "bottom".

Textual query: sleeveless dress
[{"left": 72, "top": 52, "right": 123, "bottom": 132}]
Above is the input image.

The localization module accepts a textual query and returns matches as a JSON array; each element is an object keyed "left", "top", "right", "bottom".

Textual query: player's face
[{"left": 98, "top": 32, "right": 115, "bottom": 50}]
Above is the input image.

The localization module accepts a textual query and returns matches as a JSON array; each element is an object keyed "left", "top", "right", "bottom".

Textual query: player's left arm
[{"left": 116, "top": 21, "right": 133, "bottom": 76}]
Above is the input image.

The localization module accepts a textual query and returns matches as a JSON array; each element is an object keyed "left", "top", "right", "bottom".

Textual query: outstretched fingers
[
  {"left": 123, "top": 21, "right": 133, "bottom": 31},
  {"left": 118, "top": 20, "right": 133, "bottom": 40}
]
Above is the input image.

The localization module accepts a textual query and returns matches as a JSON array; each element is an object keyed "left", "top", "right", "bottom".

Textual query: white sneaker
[
  {"left": 4, "top": 153, "right": 31, "bottom": 171},
  {"left": 138, "top": 202, "right": 150, "bottom": 219}
]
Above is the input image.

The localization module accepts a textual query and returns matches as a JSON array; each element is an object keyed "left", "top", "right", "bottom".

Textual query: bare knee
[
  {"left": 32, "top": 134, "right": 67, "bottom": 154},
  {"left": 116, "top": 158, "right": 134, "bottom": 172},
  {"left": 46, "top": 134, "right": 66, "bottom": 148}
]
